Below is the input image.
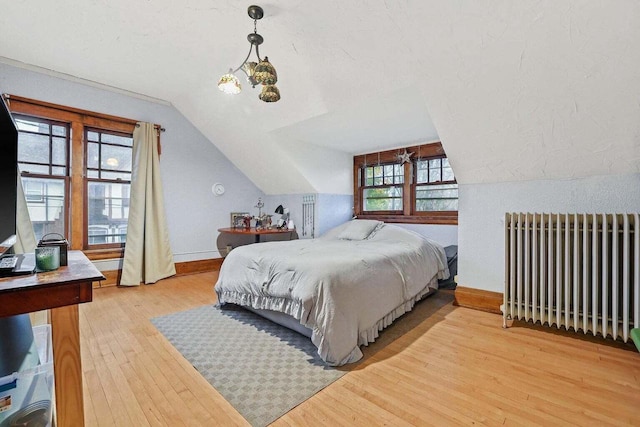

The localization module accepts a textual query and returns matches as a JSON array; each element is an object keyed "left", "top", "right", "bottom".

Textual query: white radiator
[{"left": 502, "top": 213, "right": 640, "bottom": 342}]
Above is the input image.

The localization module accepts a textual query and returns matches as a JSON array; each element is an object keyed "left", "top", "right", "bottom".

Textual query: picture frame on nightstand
[{"left": 230, "top": 212, "right": 249, "bottom": 228}]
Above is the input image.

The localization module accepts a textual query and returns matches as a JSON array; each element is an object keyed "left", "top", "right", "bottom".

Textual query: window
[
  {"left": 6, "top": 94, "right": 157, "bottom": 257},
  {"left": 414, "top": 157, "right": 458, "bottom": 212},
  {"left": 362, "top": 163, "right": 404, "bottom": 212},
  {"left": 354, "top": 142, "right": 458, "bottom": 225},
  {"left": 85, "top": 128, "right": 133, "bottom": 247},
  {"left": 15, "top": 115, "right": 70, "bottom": 241}
]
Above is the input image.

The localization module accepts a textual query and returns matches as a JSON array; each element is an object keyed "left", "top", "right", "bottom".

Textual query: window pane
[
  {"left": 101, "top": 171, "right": 131, "bottom": 180},
  {"left": 101, "top": 144, "right": 133, "bottom": 172},
  {"left": 442, "top": 165, "right": 454, "bottom": 181},
  {"left": 87, "top": 182, "right": 130, "bottom": 244},
  {"left": 87, "top": 170, "right": 99, "bottom": 179},
  {"left": 429, "top": 164, "right": 441, "bottom": 182},
  {"left": 416, "top": 160, "right": 428, "bottom": 183},
  {"left": 17, "top": 133, "right": 49, "bottom": 164},
  {"left": 87, "top": 142, "right": 99, "bottom": 169},
  {"left": 87, "top": 131, "right": 100, "bottom": 142},
  {"left": 52, "top": 137, "right": 66, "bottom": 166},
  {"left": 52, "top": 125, "right": 66, "bottom": 137},
  {"left": 21, "top": 177, "right": 66, "bottom": 241},
  {"left": 18, "top": 164, "right": 49, "bottom": 175},
  {"left": 415, "top": 183, "right": 459, "bottom": 212},
  {"left": 15, "top": 118, "right": 47, "bottom": 133},
  {"left": 51, "top": 166, "right": 66, "bottom": 176},
  {"left": 416, "top": 198, "right": 458, "bottom": 211},
  {"left": 365, "top": 167, "right": 373, "bottom": 186},
  {"left": 102, "top": 133, "right": 133, "bottom": 146},
  {"left": 363, "top": 187, "right": 402, "bottom": 211}
]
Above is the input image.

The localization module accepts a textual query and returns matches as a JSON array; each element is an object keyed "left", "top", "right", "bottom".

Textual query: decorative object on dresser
[
  {"left": 503, "top": 212, "right": 639, "bottom": 344},
  {"left": 230, "top": 212, "right": 250, "bottom": 229},
  {"left": 274, "top": 204, "right": 290, "bottom": 229}
]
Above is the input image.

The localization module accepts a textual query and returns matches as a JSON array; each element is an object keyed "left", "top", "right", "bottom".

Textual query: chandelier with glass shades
[{"left": 217, "top": 5, "right": 280, "bottom": 103}]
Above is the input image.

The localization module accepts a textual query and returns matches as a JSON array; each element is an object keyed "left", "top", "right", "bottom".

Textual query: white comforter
[{"left": 215, "top": 222, "right": 449, "bottom": 366}]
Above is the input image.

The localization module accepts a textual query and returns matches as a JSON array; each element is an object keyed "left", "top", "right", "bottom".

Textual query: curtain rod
[
  {"left": 5, "top": 94, "right": 167, "bottom": 132},
  {"left": 135, "top": 123, "right": 166, "bottom": 132}
]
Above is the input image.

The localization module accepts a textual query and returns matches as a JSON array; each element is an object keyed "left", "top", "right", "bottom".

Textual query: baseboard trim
[
  {"left": 175, "top": 258, "right": 223, "bottom": 275},
  {"left": 95, "top": 257, "right": 223, "bottom": 288},
  {"left": 453, "top": 286, "right": 503, "bottom": 314}
]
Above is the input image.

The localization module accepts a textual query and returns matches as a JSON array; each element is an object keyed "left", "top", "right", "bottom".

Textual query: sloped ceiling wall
[{"left": 1, "top": 1, "right": 638, "bottom": 195}]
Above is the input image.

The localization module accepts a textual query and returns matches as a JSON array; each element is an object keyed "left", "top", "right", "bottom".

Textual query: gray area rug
[
  {"left": 151, "top": 304, "right": 345, "bottom": 427},
  {"left": 151, "top": 291, "right": 455, "bottom": 426}
]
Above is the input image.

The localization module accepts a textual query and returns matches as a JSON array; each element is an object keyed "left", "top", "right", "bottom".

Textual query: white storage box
[{"left": 0, "top": 324, "right": 54, "bottom": 427}]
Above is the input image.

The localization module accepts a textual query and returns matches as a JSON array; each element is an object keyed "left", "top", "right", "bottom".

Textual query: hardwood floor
[{"left": 81, "top": 272, "right": 640, "bottom": 426}]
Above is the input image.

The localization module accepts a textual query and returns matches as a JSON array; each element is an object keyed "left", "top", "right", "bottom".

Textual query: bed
[{"left": 214, "top": 220, "right": 449, "bottom": 366}]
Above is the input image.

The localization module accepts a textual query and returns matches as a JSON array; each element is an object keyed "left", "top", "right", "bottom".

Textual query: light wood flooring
[{"left": 81, "top": 271, "right": 640, "bottom": 426}]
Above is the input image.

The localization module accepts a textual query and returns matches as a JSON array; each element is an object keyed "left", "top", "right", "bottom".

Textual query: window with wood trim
[
  {"left": 414, "top": 157, "right": 458, "bottom": 212},
  {"left": 6, "top": 94, "right": 160, "bottom": 257},
  {"left": 85, "top": 128, "right": 133, "bottom": 248},
  {"left": 354, "top": 142, "right": 458, "bottom": 225},
  {"left": 362, "top": 163, "right": 404, "bottom": 212},
  {"left": 15, "top": 115, "right": 70, "bottom": 241}
]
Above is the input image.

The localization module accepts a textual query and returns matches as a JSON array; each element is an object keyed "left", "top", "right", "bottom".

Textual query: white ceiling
[{"left": 1, "top": 1, "right": 639, "bottom": 194}]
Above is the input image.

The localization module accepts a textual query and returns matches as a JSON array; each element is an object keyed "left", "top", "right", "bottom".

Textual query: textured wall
[{"left": 458, "top": 173, "right": 640, "bottom": 293}]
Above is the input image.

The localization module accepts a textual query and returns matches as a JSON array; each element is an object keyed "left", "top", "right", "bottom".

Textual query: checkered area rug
[{"left": 151, "top": 304, "right": 345, "bottom": 426}]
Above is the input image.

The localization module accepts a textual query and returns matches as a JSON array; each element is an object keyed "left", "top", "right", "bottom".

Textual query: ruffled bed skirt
[{"left": 216, "top": 273, "right": 443, "bottom": 366}]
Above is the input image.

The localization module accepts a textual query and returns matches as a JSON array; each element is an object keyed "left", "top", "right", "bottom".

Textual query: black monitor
[{"left": 0, "top": 94, "right": 18, "bottom": 248}]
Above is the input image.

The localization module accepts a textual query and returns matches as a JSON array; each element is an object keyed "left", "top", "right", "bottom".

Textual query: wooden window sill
[
  {"left": 356, "top": 213, "right": 458, "bottom": 225},
  {"left": 84, "top": 248, "right": 124, "bottom": 261}
]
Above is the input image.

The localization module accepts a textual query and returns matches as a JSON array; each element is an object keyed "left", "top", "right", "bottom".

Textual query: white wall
[
  {"left": 0, "top": 62, "right": 265, "bottom": 268},
  {"left": 458, "top": 173, "right": 640, "bottom": 293},
  {"left": 394, "top": 224, "right": 458, "bottom": 248}
]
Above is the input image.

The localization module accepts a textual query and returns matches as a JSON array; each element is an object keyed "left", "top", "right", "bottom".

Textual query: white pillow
[{"left": 337, "top": 220, "right": 383, "bottom": 240}]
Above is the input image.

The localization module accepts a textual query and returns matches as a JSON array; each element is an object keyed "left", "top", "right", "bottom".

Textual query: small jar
[{"left": 35, "top": 246, "right": 60, "bottom": 272}]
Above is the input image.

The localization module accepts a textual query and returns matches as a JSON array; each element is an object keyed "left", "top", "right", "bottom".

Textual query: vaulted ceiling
[{"left": 1, "top": 1, "right": 638, "bottom": 194}]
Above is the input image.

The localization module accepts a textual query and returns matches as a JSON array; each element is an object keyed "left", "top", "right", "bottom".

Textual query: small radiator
[
  {"left": 503, "top": 212, "right": 639, "bottom": 343},
  {"left": 301, "top": 194, "right": 316, "bottom": 239}
]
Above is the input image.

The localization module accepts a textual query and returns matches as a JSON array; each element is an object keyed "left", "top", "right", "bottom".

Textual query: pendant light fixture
[{"left": 217, "top": 5, "right": 280, "bottom": 103}]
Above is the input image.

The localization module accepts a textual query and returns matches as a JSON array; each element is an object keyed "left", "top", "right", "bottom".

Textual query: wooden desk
[
  {"left": 0, "top": 250, "right": 104, "bottom": 427},
  {"left": 218, "top": 227, "right": 293, "bottom": 243}
]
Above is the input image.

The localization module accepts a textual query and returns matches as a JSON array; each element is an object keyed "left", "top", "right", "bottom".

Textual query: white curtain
[
  {"left": 14, "top": 168, "right": 36, "bottom": 254},
  {"left": 120, "top": 122, "right": 175, "bottom": 286}
]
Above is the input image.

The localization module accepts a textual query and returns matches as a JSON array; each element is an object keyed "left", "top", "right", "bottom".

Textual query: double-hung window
[
  {"left": 414, "top": 157, "right": 458, "bottom": 212},
  {"left": 354, "top": 141, "right": 458, "bottom": 224},
  {"left": 15, "top": 115, "right": 70, "bottom": 241},
  {"left": 7, "top": 94, "right": 147, "bottom": 257},
  {"left": 85, "top": 128, "right": 133, "bottom": 247},
  {"left": 362, "top": 163, "right": 404, "bottom": 212}
]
